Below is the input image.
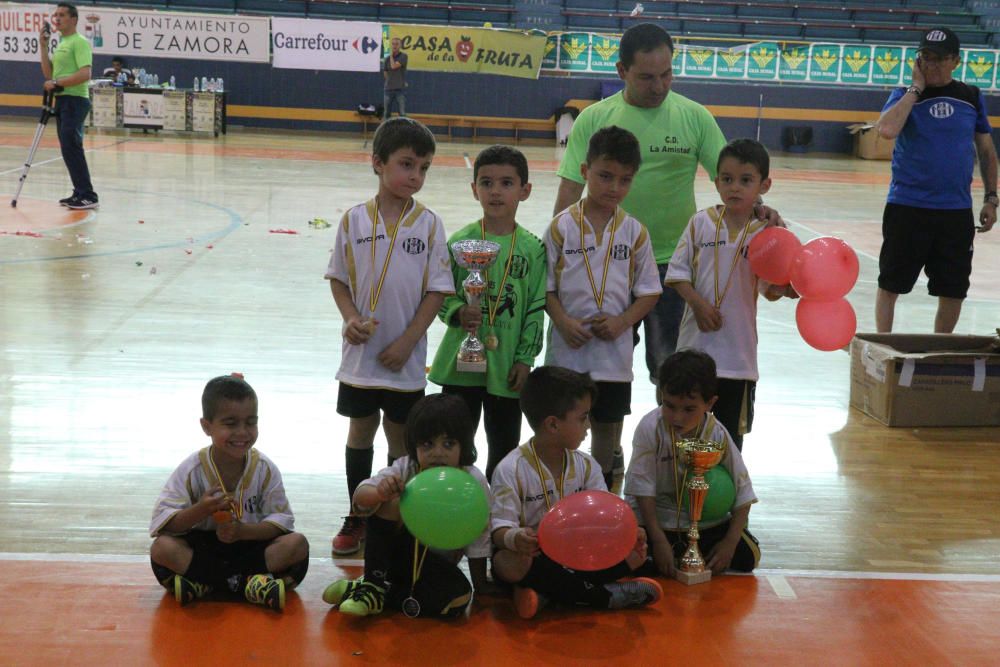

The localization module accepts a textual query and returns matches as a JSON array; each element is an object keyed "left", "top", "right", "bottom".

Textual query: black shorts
[
  {"left": 878, "top": 203, "right": 975, "bottom": 299},
  {"left": 713, "top": 378, "right": 756, "bottom": 437},
  {"left": 336, "top": 382, "right": 424, "bottom": 423},
  {"left": 590, "top": 381, "right": 632, "bottom": 423}
]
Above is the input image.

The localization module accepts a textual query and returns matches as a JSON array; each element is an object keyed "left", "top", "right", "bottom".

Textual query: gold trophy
[
  {"left": 452, "top": 239, "right": 501, "bottom": 373},
  {"left": 675, "top": 438, "right": 725, "bottom": 585}
]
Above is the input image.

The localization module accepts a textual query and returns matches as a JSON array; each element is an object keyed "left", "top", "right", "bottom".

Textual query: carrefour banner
[
  {"left": 538, "top": 32, "right": 999, "bottom": 90},
  {"left": 272, "top": 18, "right": 380, "bottom": 71},
  {"left": 0, "top": 3, "right": 270, "bottom": 63},
  {"left": 385, "top": 24, "right": 545, "bottom": 79}
]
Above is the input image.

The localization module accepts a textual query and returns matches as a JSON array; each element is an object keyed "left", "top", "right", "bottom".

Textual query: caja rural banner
[
  {"left": 271, "top": 18, "right": 381, "bottom": 71},
  {"left": 384, "top": 24, "right": 546, "bottom": 80},
  {"left": 0, "top": 3, "right": 270, "bottom": 63},
  {"left": 540, "top": 32, "right": 1000, "bottom": 90}
]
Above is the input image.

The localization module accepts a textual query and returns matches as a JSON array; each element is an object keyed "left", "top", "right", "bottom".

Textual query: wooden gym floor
[{"left": 1, "top": 117, "right": 999, "bottom": 665}]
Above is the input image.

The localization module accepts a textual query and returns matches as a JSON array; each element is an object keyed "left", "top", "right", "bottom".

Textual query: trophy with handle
[
  {"left": 675, "top": 438, "right": 725, "bottom": 585},
  {"left": 452, "top": 239, "right": 500, "bottom": 373}
]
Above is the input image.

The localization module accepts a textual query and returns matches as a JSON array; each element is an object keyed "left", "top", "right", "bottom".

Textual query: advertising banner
[
  {"left": 841, "top": 45, "right": 873, "bottom": 85},
  {"left": 558, "top": 32, "right": 590, "bottom": 71},
  {"left": 872, "top": 46, "right": 903, "bottom": 86},
  {"left": 716, "top": 48, "right": 747, "bottom": 79},
  {"left": 808, "top": 43, "right": 842, "bottom": 83},
  {"left": 962, "top": 50, "right": 996, "bottom": 88},
  {"left": 0, "top": 3, "right": 58, "bottom": 62},
  {"left": 683, "top": 46, "right": 715, "bottom": 77},
  {"left": 272, "top": 18, "right": 380, "bottom": 71},
  {"left": 385, "top": 24, "right": 545, "bottom": 79},
  {"left": 747, "top": 42, "right": 779, "bottom": 80},
  {"left": 778, "top": 46, "right": 809, "bottom": 82},
  {"left": 589, "top": 35, "right": 619, "bottom": 74},
  {"left": 123, "top": 88, "right": 163, "bottom": 128},
  {"left": 541, "top": 33, "right": 558, "bottom": 70}
]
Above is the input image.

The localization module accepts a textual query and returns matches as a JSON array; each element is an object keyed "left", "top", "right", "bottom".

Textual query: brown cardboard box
[
  {"left": 847, "top": 123, "right": 895, "bottom": 160},
  {"left": 849, "top": 333, "right": 1000, "bottom": 427}
]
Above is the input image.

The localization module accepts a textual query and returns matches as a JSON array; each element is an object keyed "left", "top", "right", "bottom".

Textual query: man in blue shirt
[{"left": 875, "top": 27, "right": 996, "bottom": 333}]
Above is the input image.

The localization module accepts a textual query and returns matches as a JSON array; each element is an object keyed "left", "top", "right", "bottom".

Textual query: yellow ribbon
[
  {"left": 712, "top": 206, "right": 754, "bottom": 309},
  {"left": 480, "top": 218, "right": 518, "bottom": 330},
  {"left": 528, "top": 438, "right": 565, "bottom": 513},
  {"left": 575, "top": 200, "right": 620, "bottom": 312},
  {"left": 369, "top": 197, "right": 410, "bottom": 315}
]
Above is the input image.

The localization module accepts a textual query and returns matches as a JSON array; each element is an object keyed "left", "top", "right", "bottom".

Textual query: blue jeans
[
  {"left": 641, "top": 263, "right": 686, "bottom": 383},
  {"left": 383, "top": 89, "right": 406, "bottom": 119},
  {"left": 55, "top": 95, "right": 96, "bottom": 200}
]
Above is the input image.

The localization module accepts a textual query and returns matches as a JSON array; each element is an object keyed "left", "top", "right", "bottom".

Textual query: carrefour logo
[{"left": 929, "top": 101, "right": 954, "bottom": 119}]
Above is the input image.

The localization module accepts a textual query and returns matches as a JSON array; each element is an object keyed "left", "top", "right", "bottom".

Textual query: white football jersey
[
  {"left": 544, "top": 202, "right": 662, "bottom": 382},
  {"left": 326, "top": 198, "right": 454, "bottom": 390},
  {"left": 150, "top": 447, "right": 295, "bottom": 537}
]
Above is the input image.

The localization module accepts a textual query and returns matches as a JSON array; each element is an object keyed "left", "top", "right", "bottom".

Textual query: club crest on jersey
[
  {"left": 402, "top": 238, "right": 426, "bottom": 254},
  {"left": 612, "top": 244, "right": 631, "bottom": 260},
  {"left": 929, "top": 101, "right": 954, "bottom": 119},
  {"left": 509, "top": 254, "right": 529, "bottom": 279}
]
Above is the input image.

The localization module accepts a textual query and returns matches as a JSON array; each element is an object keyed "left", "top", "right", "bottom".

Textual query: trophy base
[
  {"left": 456, "top": 358, "right": 487, "bottom": 373},
  {"left": 674, "top": 569, "right": 712, "bottom": 586}
]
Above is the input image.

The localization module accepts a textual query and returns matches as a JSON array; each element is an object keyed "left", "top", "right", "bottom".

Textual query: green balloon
[
  {"left": 399, "top": 467, "right": 489, "bottom": 550},
  {"left": 681, "top": 466, "right": 737, "bottom": 523}
]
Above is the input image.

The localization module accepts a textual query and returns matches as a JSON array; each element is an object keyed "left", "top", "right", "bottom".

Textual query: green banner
[
  {"left": 590, "top": 35, "right": 619, "bottom": 73},
  {"left": 778, "top": 46, "right": 808, "bottom": 81},
  {"left": 963, "top": 50, "right": 996, "bottom": 88},
  {"left": 559, "top": 33, "right": 591, "bottom": 71},
  {"left": 841, "top": 46, "right": 873, "bottom": 84},
  {"left": 747, "top": 42, "right": 779, "bottom": 80},
  {"left": 872, "top": 46, "right": 903, "bottom": 86},
  {"left": 716, "top": 49, "right": 746, "bottom": 78},
  {"left": 684, "top": 46, "right": 716, "bottom": 77},
  {"left": 808, "top": 44, "right": 842, "bottom": 83},
  {"left": 901, "top": 47, "right": 919, "bottom": 82},
  {"left": 542, "top": 33, "right": 558, "bottom": 70}
]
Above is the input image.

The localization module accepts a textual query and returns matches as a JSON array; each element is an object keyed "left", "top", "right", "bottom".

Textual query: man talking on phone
[
  {"left": 874, "top": 26, "right": 996, "bottom": 333},
  {"left": 39, "top": 2, "right": 98, "bottom": 210}
]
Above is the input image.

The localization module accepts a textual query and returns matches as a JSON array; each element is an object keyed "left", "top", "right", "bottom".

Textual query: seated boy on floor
[
  {"left": 489, "top": 366, "right": 662, "bottom": 619},
  {"left": 624, "top": 349, "right": 760, "bottom": 578},
  {"left": 149, "top": 374, "right": 310, "bottom": 612}
]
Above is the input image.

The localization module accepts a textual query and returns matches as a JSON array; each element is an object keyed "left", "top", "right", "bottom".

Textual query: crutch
[{"left": 10, "top": 87, "right": 60, "bottom": 208}]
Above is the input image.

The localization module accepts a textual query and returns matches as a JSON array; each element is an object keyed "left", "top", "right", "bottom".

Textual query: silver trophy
[{"left": 452, "top": 239, "right": 501, "bottom": 373}]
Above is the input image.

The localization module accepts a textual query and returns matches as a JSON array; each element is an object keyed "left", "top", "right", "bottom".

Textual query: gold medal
[{"left": 484, "top": 332, "right": 499, "bottom": 351}]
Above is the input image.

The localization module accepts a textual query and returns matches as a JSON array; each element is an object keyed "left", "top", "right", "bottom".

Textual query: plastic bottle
[
  {"left": 193, "top": 77, "right": 199, "bottom": 92},
  {"left": 169, "top": 75, "right": 175, "bottom": 89},
  {"left": 217, "top": 77, "right": 224, "bottom": 93},
  {"left": 152, "top": 74, "right": 159, "bottom": 86},
  {"left": 201, "top": 76, "right": 208, "bottom": 93}
]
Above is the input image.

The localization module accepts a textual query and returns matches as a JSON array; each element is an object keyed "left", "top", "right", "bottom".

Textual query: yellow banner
[{"left": 386, "top": 25, "right": 545, "bottom": 80}]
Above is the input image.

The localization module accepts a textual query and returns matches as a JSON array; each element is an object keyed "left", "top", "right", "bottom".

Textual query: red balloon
[
  {"left": 747, "top": 227, "right": 801, "bottom": 284},
  {"left": 537, "top": 491, "right": 637, "bottom": 571},
  {"left": 796, "top": 298, "right": 857, "bottom": 351},
  {"left": 789, "top": 236, "right": 859, "bottom": 300}
]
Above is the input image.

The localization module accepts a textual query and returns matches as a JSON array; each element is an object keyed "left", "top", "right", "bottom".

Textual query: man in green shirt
[
  {"left": 40, "top": 2, "right": 98, "bottom": 210},
  {"left": 554, "top": 23, "right": 725, "bottom": 383}
]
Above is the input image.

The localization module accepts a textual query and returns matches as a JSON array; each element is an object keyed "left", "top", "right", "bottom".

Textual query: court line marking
[
  {"left": 766, "top": 574, "right": 797, "bottom": 599},
  {"left": 0, "top": 138, "right": 131, "bottom": 177},
  {"left": 463, "top": 152, "right": 472, "bottom": 169},
  {"left": 2, "top": 552, "right": 999, "bottom": 582}
]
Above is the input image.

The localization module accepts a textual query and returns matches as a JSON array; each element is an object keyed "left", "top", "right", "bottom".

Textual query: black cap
[{"left": 919, "top": 27, "right": 960, "bottom": 56}]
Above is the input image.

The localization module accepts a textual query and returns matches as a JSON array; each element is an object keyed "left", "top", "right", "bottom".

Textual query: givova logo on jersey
[
  {"left": 930, "top": 101, "right": 955, "bottom": 119},
  {"left": 402, "top": 238, "right": 426, "bottom": 254}
]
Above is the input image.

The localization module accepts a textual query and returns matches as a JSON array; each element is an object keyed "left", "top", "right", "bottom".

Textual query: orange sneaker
[
  {"left": 513, "top": 585, "right": 547, "bottom": 619},
  {"left": 331, "top": 516, "right": 366, "bottom": 556}
]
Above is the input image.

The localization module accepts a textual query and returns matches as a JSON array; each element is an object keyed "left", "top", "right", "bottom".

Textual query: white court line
[
  {"left": 766, "top": 574, "right": 797, "bottom": 599},
  {"left": 0, "top": 139, "right": 130, "bottom": 177},
  {"left": 2, "top": 552, "right": 998, "bottom": 582},
  {"left": 463, "top": 152, "right": 472, "bottom": 169}
]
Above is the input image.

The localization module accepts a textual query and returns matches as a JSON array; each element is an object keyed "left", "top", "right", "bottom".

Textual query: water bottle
[
  {"left": 152, "top": 74, "right": 158, "bottom": 86},
  {"left": 169, "top": 75, "right": 175, "bottom": 89},
  {"left": 201, "top": 76, "right": 208, "bottom": 93},
  {"left": 193, "top": 77, "right": 199, "bottom": 92},
  {"left": 217, "top": 77, "right": 224, "bottom": 93}
]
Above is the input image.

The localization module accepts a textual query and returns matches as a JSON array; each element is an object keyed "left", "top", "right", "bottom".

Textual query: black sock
[
  {"left": 346, "top": 447, "right": 375, "bottom": 504},
  {"left": 363, "top": 515, "right": 399, "bottom": 591},
  {"left": 603, "top": 471, "right": 614, "bottom": 491}
]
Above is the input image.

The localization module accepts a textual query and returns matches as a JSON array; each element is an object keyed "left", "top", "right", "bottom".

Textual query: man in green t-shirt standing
[
  {"left": 554, "top": 23, "right": 726, "bottom": 383},
  {"left": 39, "top": 2, "right": 98, "bottom": 210}
]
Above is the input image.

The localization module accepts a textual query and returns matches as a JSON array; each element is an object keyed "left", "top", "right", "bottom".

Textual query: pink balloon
[
  {"left": 796, "top": 298, "right": 857, "bottom": 351},
  {"left": 789, "top": 236, "right": 859, "bottom": 300},
  {"left": 537, "top": 491, "right": 637, "bottom": 571},
  {"left": 747, "top": 227, "right": 802, "bottom": 284}
]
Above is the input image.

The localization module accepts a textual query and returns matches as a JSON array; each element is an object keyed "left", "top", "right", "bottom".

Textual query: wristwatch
[
  {"left": 905, "top": 85, "right": 923, "bottom": 98},
  {"left": 984, "top": 192, "right": 999, "bottom": 207}
]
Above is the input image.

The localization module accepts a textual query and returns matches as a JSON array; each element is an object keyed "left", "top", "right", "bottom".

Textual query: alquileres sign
[{"left": 272, "top": 18, "right": 381, "bottom": 71}]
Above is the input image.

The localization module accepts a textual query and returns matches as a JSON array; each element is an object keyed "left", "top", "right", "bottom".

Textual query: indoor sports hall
[{"left": 2, "top": 0, "right": 1000, "bottom": 664}]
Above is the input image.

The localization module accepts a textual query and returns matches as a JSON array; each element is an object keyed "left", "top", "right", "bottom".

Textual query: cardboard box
[
  {"left": 847, "top": 123, "right": 895, "bottom": 160},
  {"left": 849, "top": 333, "right": 1000, "bottom": 427}
]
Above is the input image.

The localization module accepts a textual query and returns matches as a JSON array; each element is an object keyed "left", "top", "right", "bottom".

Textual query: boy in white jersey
[
  {"left": 665, "top": 138, "right": 795, "bottom": 450},
  {"left": 490, "top": 366, "right": 662, "bottom": 619},
  {"left": 326, "top": 118, "right": 454, "bottom": 555},
  {"left": 149, "top": 375, "right": 310, "bottom": 612},
  {"left": 625, "top": 350, "right": 759, "bottom": 577},
  {"left": 545, "top": 126, "right": 661, "bottom": 491}
]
